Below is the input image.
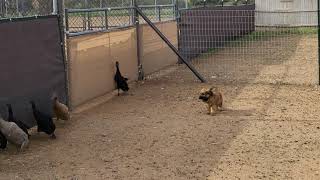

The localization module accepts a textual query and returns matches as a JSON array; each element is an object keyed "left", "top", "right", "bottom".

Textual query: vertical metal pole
[
  {"left": 105, "top": 9, "right": 108, "bottom": 29},
  {"left": 172, "top": 3, "right": 175, "bottom": 19},
  {"left": 134, "top": 1, "right": 144, "bottom": 81},
  {"left": 87, "top": 11, "right": 91, "bottom": 30},
  {"left": 0, "top": 0, "right": 3, "bottom": 17},
  {"left": 57, "top": 0, "right": 70, "bottom": 108},
  {"left": 174, "top": 0, "right": 178, "bottom": 19},
  {"left": 130, "top": 0, "right": 134, "bottom": 25},
  {"left": 65, "top": 9, "right": 69, "bottom": 32},
  {"left": 154, "top": 0, "right": 157, "bottom": 16},
  {"left": 16, "top": 0, "right": 19, "bottom": 15},
  {"left": 0, "top": 0, "right": 2, "bottom": 17},
  {"left": 175, "top": 0, "right": 182, "bottom": 64},
  {"left": 84, "top": 0, "right": 88, "bottom": 30},
  {"left": 52, "top": 0, "right": 58, "bottom": 14},
  {"left": 5, "top": 0, "right": 8, "bottom": 16},
  {"left": 318, "top": 0, "right": 320, "bottom": 85},
  {"left": 157, "top": 6, "right": 161, "bottom": 21}
]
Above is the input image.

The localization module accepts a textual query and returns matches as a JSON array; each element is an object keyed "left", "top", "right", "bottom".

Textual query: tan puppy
[
  {"left": 199, "top": 87, "right": 223, "bottom": 115},
  {"left": 53, "top": 97, "right": 69, "bottom": 121}
]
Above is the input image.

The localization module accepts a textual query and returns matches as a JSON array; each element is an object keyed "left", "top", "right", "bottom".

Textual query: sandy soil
[{"left": 1, "top": 35, "right": 320, "bottom": 180}]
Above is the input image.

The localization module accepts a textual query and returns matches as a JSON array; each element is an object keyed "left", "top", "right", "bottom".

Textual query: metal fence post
[
  {"left": 87, "top": 11, "right": 91, "bottom": 30},
  {"left": 134, "top": 1, "right": 144, "bottom": 80},
  {"left": 157, "top": 6, "right": 161, "bottom": 21},
  {"left": 105, "top": 9, "right": 108, "bottom": 29},
  {"left": 52, "top": 0, "right": 58, "bottom": 14},
  {"left": 130, "top": 0, "right": 135, "bottom": 25},
  {"left": 175, "top": 0, "right": 182, "bottom": 64},
  {"left": 172, "top": 3, "right": 175, "bottom": 19},
  {"left": 318, "top": 0, "right": 320, "bottom": 85},
  {"left": 57, "top": 0, "right": 71, "bottom": 109},
  {"left": 65, "top": 9, "right": 69, "bottom": 32}
]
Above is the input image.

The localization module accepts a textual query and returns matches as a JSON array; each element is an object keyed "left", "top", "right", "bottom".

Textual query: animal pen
[{"left": 0, "top": 0, "right": 320, "bottom": 125}]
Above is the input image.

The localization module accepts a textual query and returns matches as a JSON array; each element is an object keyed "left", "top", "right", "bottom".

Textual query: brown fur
[
  {"left": 199, "top": 87, "right": 223, "bottom": 115},
  {"left": 53, "top": 97, "right": 69, "bottom": 121}
]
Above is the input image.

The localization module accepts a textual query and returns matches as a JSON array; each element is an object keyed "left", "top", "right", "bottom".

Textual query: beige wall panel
[
  {"left": 68, "top": 28, "right": 138, "bottom": 108},
  {"left": 109, "top": 29, "right": 138, "bottom": 83},
  {"left": 140, "top": 21, "right": 178, "bottom": 75}
]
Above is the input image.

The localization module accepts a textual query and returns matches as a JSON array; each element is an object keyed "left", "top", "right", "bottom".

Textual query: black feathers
[
  {"left": 6, "top": 104, "right": 30, "bottom": 137},
  {"left": 0, "top": 131, "right": 7, "bottom": 149},
  {"left": 114, "top": 61, "right": 129, "bottom": 96},
  {"left": 30, "top": 101, "right": 56, "bottom": 139}
]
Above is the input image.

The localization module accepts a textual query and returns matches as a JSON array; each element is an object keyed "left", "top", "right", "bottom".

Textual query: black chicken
[
  {"left": 0, "top": 131, "right": 7, "bottom": 149},
  {"left": 114, "top": 61, "right": 129, "bottom": 96},
  {"left": 6, "top": 104, "right": 30, "bottom": 137},
  {"left": 30, "top": 101, "right": 56, "bottom": 139}
]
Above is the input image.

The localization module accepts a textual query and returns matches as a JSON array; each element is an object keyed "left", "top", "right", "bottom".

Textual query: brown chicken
[{"left": 53, "top": 97, "right": 69, "bottom": 121}]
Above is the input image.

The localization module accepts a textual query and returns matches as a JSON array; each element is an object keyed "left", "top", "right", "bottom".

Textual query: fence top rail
[
  {"left": 66, "top": 7, "right": 133, "bottom": 13},
  {"left": 66, "top": 4, "right": 175, "bottom": 13},
  {"left": 138, "top": 4, "right": 175, "bottom": 8},
  {"left": 0, "top": 14, "right": 58, "bottom": 23},
  {"left": 66, "top": 24, "right": 134, "bottom": 37}
]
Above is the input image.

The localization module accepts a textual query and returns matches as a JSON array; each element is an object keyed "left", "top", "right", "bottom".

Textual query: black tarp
[{"left": 0, "top": 16, "right": 67, "bottom": 127}]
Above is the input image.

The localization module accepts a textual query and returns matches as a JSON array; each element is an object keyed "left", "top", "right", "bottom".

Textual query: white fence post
[{"left": 52, "top": 0, "right": 57, "bottom": 14}]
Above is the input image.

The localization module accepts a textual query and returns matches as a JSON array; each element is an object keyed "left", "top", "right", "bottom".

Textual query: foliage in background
[
  {"left": 0, "top": 0, "right": 254, "bottom": 19},
  {"left": 189, "top": 0, "right": 254, "bottom": 7}
]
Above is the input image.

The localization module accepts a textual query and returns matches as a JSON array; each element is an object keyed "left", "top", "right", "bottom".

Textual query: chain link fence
[
  {"left": 66, "top": 5, "right": 176, "bottom": 35},
  {"left": 66, "top": 7, "right": 134, "bottom": 33},
  {"left": 0, "top": 0, "right": 55, "bottom": 19},
  {"left": 65, "top": 0, "right": 132, "bottom": 9}
]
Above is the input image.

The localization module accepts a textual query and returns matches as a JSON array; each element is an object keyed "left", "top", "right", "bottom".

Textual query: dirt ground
[{"left": 1, "top": 35, "right": 320, "bottom": 180}]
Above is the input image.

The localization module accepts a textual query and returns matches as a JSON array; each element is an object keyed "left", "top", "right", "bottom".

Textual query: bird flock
[
  {"left": 0, "top": 61, "right": 129, "bottom": 152},
  {"left": 0, "top": 97, "right": 69, "bottom": 152}
]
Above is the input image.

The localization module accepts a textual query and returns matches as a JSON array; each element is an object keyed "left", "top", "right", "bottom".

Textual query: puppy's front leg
[
  {"left": 211, "top": 105, "right": 218, "bottom": 116},
  {"left": 207, "top": 105, "right": 212, "bottom": 115}
]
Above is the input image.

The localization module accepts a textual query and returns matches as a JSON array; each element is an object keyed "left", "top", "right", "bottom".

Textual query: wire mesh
[
  {"left": 66, "top": 5, "right": 176, "bottom": 34},
  {"left": 0, "top": 0, "right": 54, "bottom": 19},
  {"left": 65, "top": 0, "right": 132, "bottom": 9},
  {"left": 66, "top": 8, "right": 134, "bottom": 33},
  {"left": 169, "top": 7, "right": 318, "bottom": 85}
]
